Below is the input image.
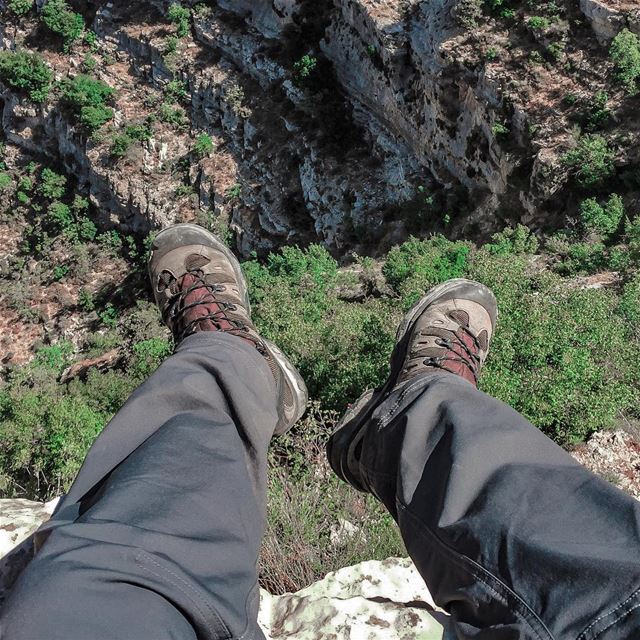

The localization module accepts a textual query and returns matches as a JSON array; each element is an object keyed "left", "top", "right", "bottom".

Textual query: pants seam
[
  {"left": 135, "top": 550, "right": 231, "bottom": 640},
  {"left": 576, "top": 586, "right": 640, "bottom": 640},
  {"left": 398, "top": 502, "right": 555, "bottom": 640},
  {"left": 590, "top": 601, "right": 640, "bottom": 640}
]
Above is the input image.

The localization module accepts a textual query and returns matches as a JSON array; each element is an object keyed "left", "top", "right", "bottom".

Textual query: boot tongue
[{"left": 178, "top": 272, "right": 236, "bottom": 333}]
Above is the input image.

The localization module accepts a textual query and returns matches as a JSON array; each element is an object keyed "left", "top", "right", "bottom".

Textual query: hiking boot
[
  {"left": 148, "top": 223, "right": 308, "bottom": 434},
  {"left": 327, "top": 278, "right": 497, "bottom": 491}
]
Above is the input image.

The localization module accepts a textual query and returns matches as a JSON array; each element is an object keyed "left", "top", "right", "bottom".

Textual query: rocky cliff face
[{"left": 2, "top": 0, "right": 638, "bottom": 257}]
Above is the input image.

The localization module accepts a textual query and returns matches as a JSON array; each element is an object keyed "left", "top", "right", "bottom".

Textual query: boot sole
[
  {"left": 327, "top": 279, "right": 497, "bottom": 490},
  {"left": 263, "top": 339, "right": 309, "bottom": 435}
]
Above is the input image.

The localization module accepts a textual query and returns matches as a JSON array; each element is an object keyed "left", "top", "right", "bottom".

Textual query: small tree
[
  {"left": 41, "top": 0, "right": 84, "bottom": 51},
  {"left": 0, "top": 51, "right": 52, "bottom": 103},
  {"left": 193, "top": 133, "right": 214, "bottom": 158},
  {"left": 167, "top": 4, "right": 191, "bottom": 38},
  {"left": 60, "top": 75, "right": 115, "bottom": 133},
  {"left": 579, "top": 194, "right": 624, "bottom": 237},
  {"left": 610, "top": 29, "right": 640, "bottom": 94},
  {"left": 562, "top": 135, "right": 615, "bottom": 188}
]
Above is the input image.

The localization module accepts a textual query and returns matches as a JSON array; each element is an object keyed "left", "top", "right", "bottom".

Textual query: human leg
[{"left": 328, "top": 279, "right": 640, "bottom": 639}]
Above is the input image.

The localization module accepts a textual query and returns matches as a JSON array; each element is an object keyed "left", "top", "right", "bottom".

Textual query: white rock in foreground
[
  {"left": 258, "top": 557, "right": 449, "bottom": 639},
  {"left": 0, "top": 499, "right": 448, "bottom": 639}
]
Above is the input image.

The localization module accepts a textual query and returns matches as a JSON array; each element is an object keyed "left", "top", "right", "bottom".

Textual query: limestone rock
[{"left": 258, "top": 557, "right": 450, "bottom": 639}]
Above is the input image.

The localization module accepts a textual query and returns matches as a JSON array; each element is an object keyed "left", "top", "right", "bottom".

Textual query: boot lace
[
  {"left": 415, "top": 325, "right": 482, "bottom": 384},
  {"left": 163, "top": 270, "right": 251, "bottom": 344}
]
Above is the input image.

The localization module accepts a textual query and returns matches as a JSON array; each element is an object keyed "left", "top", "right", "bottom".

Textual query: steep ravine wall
[{"left": 0, "top": 0, "right": 637, "bottom": 255}]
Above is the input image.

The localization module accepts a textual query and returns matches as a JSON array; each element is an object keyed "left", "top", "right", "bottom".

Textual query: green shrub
[
  {"left": 610, "top": 28, "right": 640, "bottom": 94},
  {"left": 48, "top": 201, "right": 74, "bottom": 236},
  {"left": 7, "top": 0, "right": 33, "bottom": 17},
  {"left": 0, "top": 172, "right": 12, "bottom": 191},
  {"left": 39, "top": 167, "right": 67, "bottom": 200},
  {"left": 193, "top": 133, "right": 214, "bottom": 158},
  {"left": 468, "top": 249, "right": 638, "bottom": 444},
  {"left": 167, "top": 4, "right": 191, "bottom": 38},
  {"left": 527, "top": 16, "right": 550, "bottom": 31},
  {"left": 0, "top": 50, "right": 52, "bottom": 103},
  {"left": 585, "top": 91, "right": 611, "bottom": 132},
  {"left": 110, "top": 134, "right": 133, "bottom": 158},
  {"left": 562, "top": 135, "right": 615, "bottom": 188},
  {"left": 487, "top": 225, "right": 539, "bottom": 255},
  {"left": 382, "top": 235, "right": 470, "bottom": 308},
  {"left": 40, "top": 0, "right": 84, "bottom": 51},
  {"left": 579, "top": 194, "right": 624, "bottom": 237},
  {"left": 158, "top": 102, "right": 188, "bottom": 128},
  {"left": 293, "top": 54, "right": 317, "bottom": 81},
  {"left": 60, "top": 75, "right": 115, "bottom": 132},
  {"left": 245, "top": 245, "right": 398, "bottom": 411},
  {"left": 491, "top": 122, "right": 510, "bottom": 137}
]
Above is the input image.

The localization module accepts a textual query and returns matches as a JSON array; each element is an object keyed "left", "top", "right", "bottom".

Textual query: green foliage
[
  {"left": 39, "top": 168, "right": 67, "bottom": 200},
  {"left": 245, "top": 245, "right": 398, "bottom": 411},
  {"left": 40, "top": 0, "right": 84, "bottom": 51},
  {"left": 0, "top": 50, "right": 52, "bottom": 103},
  {"left": 226, "top": 183, "right": 241, "bottom": 200},
  {"left": 0, "top": 172, "right": 12, "bottom": 191},
  {"left": 562, "top": 135, "right": 615, "bottom": 188},
  {"left": 99, "top": 303, "right": 118, "bottom": 328},
  {"left": 527, "top": 16, "right": 550, "bottom": 31},
  {"left": 293, "top": 54, "right": 317, "bottom": 81},
  {"left": 468, "top": 250, "right": 638, "bottom": 445},
  {"left": 48, "top": 201, "right": 73, "bottom": 234},
  {"left": 7, "top": 0, "right": 33, "bottom": 17},
  {"left": 193, "top": 133, "right": 214, "bottom": 158},
  {"left": 167, "top": 4, "right": 191, "bottom": 38},
  {"left": 584, "top": 91, "right": 611, "bottom": 132},
  {"left": 165, "top": 79, "right": 187, "bottom": 103},
  {"left": 610, "top": 28, "right": 640, "bottom": 94},
  {"left": 158, "top": 102, "right": 188, "bottom": 128},
  {"left": 60, "top": 75, "right": 115, "bottom": 133},
  {"left": 487, "top": 225, "right": 539, "bottom": 255},
  {"left": 382, "top": 235, "right": 470, "bottom": 308},
  {"left": 129, "top": 338, "right": 172, "bottom": 380},
  {"left": 110, "top": 134, "right": 133, "bottom": 158},
  {"left": 579, "top": 194, "right": 624, "bottom": 237},
  {"left": 491, "top": 122, "right": 509, "bottom": 137}
]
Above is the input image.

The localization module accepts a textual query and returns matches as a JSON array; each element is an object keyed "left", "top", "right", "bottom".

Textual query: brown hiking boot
[
  {"left": 148, "top": 223, "right": 308, "bottom": 434},
  {"left": 327, "top": 278, "right": 497, "bottom": 491}
]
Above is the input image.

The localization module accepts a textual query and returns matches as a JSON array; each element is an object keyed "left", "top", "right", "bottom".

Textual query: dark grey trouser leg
[
  {"left": 356, "top": 372, "right": 640, "bottom": 640},
  {"left": 0, "top": 332, "right": 278, "bottom": 640}
]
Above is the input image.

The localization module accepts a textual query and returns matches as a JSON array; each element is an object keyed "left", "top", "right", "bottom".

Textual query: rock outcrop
[{"left": 2, "top": 0, "right": 638, "bottom": 257}]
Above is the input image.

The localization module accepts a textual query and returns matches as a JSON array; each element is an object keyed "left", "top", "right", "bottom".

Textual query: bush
[
  {"left": 293, "top": 54, "right": 317, "bottom": 81},
  {"left": 167, "top": 4, "right": 191, "bottom": 38},
  {"left": 39, "top": 167, "right": 67, "bottom": 200},
  {"left": 159, "top": 102, "right": 188, "bottom": 128},
  {"left": 382, "top": 235, "right": 470, "bottom": 308},
  {"left": 610, "top": 28, "right": 640, "bottom": 94},
  {"left": 579, "top": 194, "right": 624, "bottom": 237},
  {"left": 40, "top": 0, "right": 84, "bottom": 51},
  {"left": 110, "top": 134, "right": 133, "bottom": 158},
  {"left": 0, "top": 50, "right": 52, "bottom": 103},
  {"left": 7, "top": 0, "right": 33, "bottom": 16},
  {"left": 468, "top": 249, "right": 639, "bottom": 445},
  {"left": 562, "top": 135, "right": 615, "bottom": 188},
  {"left": 193, "top": 133, "right": 214, "bottom": 158},
  {"left": 245, "top": 245, "right": 399, "bottom": 411},
  {"left": 0, "top": 172, "right": 12, "bottom": 191},
  {"left": 59, "top": 75, "right": 115, "bottom": 132}
]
